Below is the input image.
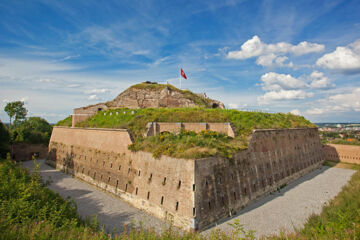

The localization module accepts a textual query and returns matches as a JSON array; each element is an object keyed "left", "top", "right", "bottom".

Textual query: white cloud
[
  {"left": 227, "top": 35, "right": 324, "bottom": 60},
  {"left": 256, "top": 54, "right": 294, "bottom": 67},
  {"left": 290, "top": 109, "right": 301, "bottom": 115},
  {"left": 306, "top": 88, "right": 360, "bottom": 115},
  {"left": 258, "top": 90, "right": 314, "bottom": 103},
  {"left": 228, "top": 103, "right": 239, "bottom": 109},
  {"left": 260, "top": 72, "right": 308, "bottom": 91},
  {"left": 309, "top": 70, "right": 334, "bottom": 89},
  {"left": 88, "top": 94, "right": 99, "bottom": 100},
  {"left": 84, "top": 88, "right": 110, "bottom": 94},
  {"left": 67, "top": 84, "right": 81, "bottom": 88},
  {"left": 316, "top": 39, "right": 360, "bottom": 74}
]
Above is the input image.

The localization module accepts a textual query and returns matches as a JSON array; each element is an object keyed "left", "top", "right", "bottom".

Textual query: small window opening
[
  {"left": 82, "top": 168, "right": 84, "bottom": 174},
  {"left": 147, "top": 191, "right": 150, "bottom": 199},
  {"left": 103, "top": 161, "right": 105, "bottom": 167},
  {"left": 101, "top": 174, "right": 103, "bottom": 180},
  {"left": 193, "top": 184, "right": 196, "bottom": 191},
  {"left": 116, "top": 180, "right": 119, "bottom": 188},
  {"left": 205, "top": 180, "right": 208, "bottom": 187},
  {"left": 149, "top": 173, "right": 153, "bottom": 180},
  {"left": 125, "top": 184, "right": 128, "bottom": 192},
  {"left": 110, "top": 163, "right": 113, "bottom": 168},
  {"left": 161, "top": 196, "right": 164, "bottom": 205},
  {"left": 178, "top": 180, "right": 182, "bottom": 189},
  {"left": 233, "top": 192, "right": 236, "bottom": 200},
  {"left": 135, "top": 187, "right": 138, "bottom": 195},
  {"left": 118, "top": 165, "right": 121, "bottom": 171},
  {"left": 193, "top": 207, "right": 196, "bottom": 216},
  {"left": 128, "top": 168, "right": 131, "bottom": 174},
  {"left": 108, "top": 177, "right": 111, "bottom": 183},
  {"left": 176, "top": 202, "right": 179, "bottom": 211},
  {"left": 208, "top": 201, "right": 211, "bottom": 209},
  {"left": 138, "top": 170, "right": 141, "bottom": 176},
  {"left": 163, "top": 177, "right": 167, "bottom": 185}
]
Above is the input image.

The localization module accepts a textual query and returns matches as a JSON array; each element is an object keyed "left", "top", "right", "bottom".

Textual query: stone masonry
[{"left": 47, "top": 126, "right": 324, "bottom": 231}]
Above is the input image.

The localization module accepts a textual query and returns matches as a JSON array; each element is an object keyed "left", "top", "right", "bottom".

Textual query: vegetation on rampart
[{"left": 56, "top": 108, "right": 315, "bottom": 159}]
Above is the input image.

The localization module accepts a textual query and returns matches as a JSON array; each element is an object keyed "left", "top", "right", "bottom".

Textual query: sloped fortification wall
[
  {"left": 47, "top": 126, "right": 324, "bottom": 231},
  {"left": 47, "top": 127, "right": 196, "bottom": 230},
  {"left": 323, "top": 144, "right": 360, "bottom": 164},
  {"left": 194, "top": 128, "right": 324, "bottom": 229}
]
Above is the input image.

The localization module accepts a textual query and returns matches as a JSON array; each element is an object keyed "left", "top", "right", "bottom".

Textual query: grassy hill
[{"left": 56, "top": 108, "right": 315, "bottom": 159}]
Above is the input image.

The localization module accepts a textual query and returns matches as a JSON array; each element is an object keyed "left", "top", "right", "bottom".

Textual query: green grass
[
  {"left": 330, "top": 139, "right": 360, "bottom": 146},
  {"left": 56, "top": 108, "right": 315, "bottom": 159},
  {"left": 56, "top": 115, "right": 72, "bottom": 127}
]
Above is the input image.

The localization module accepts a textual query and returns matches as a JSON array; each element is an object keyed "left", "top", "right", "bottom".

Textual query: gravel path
[
  {"left": 203, "top": 166, "right": 356, "bottom": 238},
  {"left": 23, "top": 160, "right": 355, "bottom": 238},
  {"left": 22, "top": 160, "right": 169, "bottom": 233}
]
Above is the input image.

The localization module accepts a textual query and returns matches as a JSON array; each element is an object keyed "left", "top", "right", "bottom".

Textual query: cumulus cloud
[
  {"left": 306, "top": 88, "right": 360, "bottom": 115},
  {"left": 316, "top": 39, "right": 360, "bottom": 74},
  {"left": 309, "top": 70, "right": 334, "bottom": 89},
  {"left": 258, "top": 90, "right": 314, "bottom": 103},
  {"left": 260, "top": 72, "right": 308, "bottom": 91},
  {"left": 256, "top": 54, "right": 294, "bottom": 67},
  {"left": 227, "top": 35, "right": 324, "bottom": 67},
  {"left": 290, "top": 109, "right": 301, "bottom": 116}
]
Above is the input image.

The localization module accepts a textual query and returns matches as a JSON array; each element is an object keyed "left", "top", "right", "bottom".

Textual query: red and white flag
[{"left": 180, "top": 68, "right": 187, "bottom": 80}]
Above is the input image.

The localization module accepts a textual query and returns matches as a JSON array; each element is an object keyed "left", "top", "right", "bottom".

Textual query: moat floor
[
  {"left": 202, "top": 165, "right": 356, "bottom": 238},
  {"left": 23, "top": 160, "right": 355, "bottom": 238},
  {"left": 22, "top": 160, "right": 170, "bottom": 233}
]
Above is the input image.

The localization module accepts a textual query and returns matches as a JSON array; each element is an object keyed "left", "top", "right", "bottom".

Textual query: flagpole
[{"left": 180, "top": 68, "right": 182, "bottom": 89}]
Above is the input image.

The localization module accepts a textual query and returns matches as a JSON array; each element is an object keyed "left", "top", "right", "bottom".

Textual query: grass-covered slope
[{"left": 56, "top": 108, "right": 315, "bottom": 159}]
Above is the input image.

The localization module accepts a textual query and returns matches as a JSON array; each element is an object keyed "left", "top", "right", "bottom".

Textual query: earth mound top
[{"left": 81, "top": 81, "right": 225, "bottom": 111}]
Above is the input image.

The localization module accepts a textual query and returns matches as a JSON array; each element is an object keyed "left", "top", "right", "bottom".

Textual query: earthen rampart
[
  {"left": 47, "top": 126, "right": 324, "bottom": 231},
  {"left": 323, "top": 144, "right": 360, "bottom": 165}
]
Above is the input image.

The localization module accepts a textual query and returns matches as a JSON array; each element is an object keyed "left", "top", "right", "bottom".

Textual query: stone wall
[
  {"left": 194, "top": 128, "right": 324, "bottom": 229},
  {"left": 144, "top": 122, "right": 236, "bottom": 137},
  {"left": 12, "top": 143, "right": 48, "bottom": 161},
  {"left": 48, "top": 127, "right": 196, "bottom": 230},
  {"left": 323, "top": 144, "right": 360, "bottom": 165},
  {"left": 47, "top": 126, "right": 324, "bottom": 231}
]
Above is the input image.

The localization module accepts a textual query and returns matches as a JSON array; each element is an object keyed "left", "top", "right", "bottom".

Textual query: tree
[
  {"left": 0, "top": 120, "right": 10, "bottom": 158},
  {"left": 13, "top": 117, "right": 53, "bottom": 145},
  {"left": 4, "top": 101, "right": 27, "bottom": 126}
]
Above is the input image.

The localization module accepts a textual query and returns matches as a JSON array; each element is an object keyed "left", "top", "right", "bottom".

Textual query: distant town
[{"left": 316, "top": 123, "right": 360, "bottom": 145}]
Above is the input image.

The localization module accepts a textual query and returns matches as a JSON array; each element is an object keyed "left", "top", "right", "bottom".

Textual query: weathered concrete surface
[
  {"left": 22, "top": 159, "right": 170, "bottom": 233},
  {"left": 202, "top": 166, "right": 356, "bottom": 238}
]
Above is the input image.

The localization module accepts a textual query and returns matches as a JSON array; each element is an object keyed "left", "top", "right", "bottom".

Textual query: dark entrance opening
[{"left": 212, "top": 103, "right": 218, "bottom": 108}]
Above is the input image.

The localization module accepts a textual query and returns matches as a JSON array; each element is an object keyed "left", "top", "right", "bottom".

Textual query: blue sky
[{"left": 0, "top": 0, "right": 360, "bottom": 123}]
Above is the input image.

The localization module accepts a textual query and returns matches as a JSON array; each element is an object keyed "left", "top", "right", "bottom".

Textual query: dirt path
[
  {"left": 22, "top": 160, "right": 170, "bottom": 233},
  {"left": 203, "top": 166, "right": 356, "bottom": 238}
]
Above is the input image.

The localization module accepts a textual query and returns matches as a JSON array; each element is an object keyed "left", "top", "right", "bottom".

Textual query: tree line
[{"left": 0, "top": 101, "right": 52, "bottom": 158}]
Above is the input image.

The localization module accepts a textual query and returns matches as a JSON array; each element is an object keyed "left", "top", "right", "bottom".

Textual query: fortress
[{"left": 47, "top": 82, "right": 325, "bottom": 231}]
